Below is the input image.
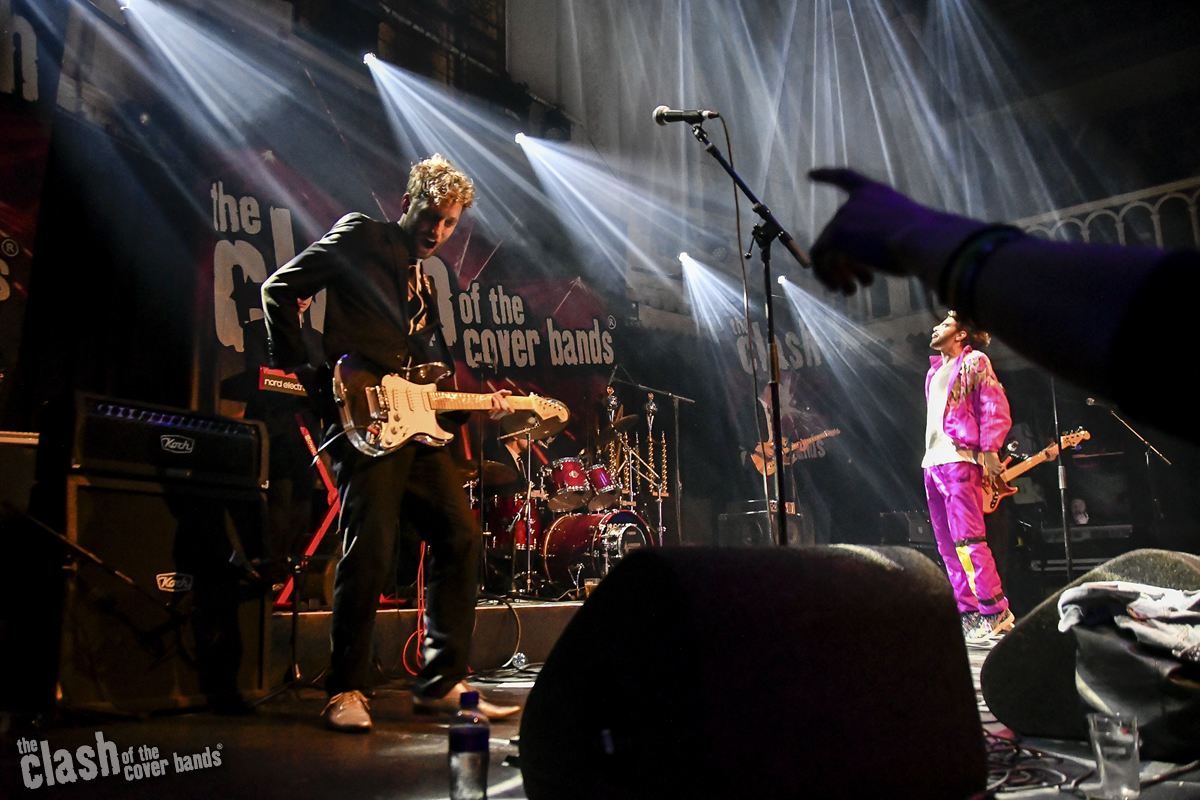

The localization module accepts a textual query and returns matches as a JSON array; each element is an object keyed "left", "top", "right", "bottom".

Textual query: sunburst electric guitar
[
  {"left": 333, "top": 354, "right": 569, "bottom": 458},
  {"left": 751, "top": 429, "right": 841, "bottom": 476},
  {"left": 981, "top": 429, "right": 1090, "bottom": 513}
]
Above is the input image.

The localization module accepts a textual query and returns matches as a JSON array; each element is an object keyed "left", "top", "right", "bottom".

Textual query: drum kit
[{"left": 463, "top": 387, "right": 671, "bottom": 598}]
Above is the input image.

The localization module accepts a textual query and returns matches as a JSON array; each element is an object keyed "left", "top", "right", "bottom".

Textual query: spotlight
[
  {"left": 515, "top": 131, "right": 527, "bottom": 145},
  {"left": 678, "top": 252, "right": 688, "bottom": 263},
  {"left": 777, "top": 275, "right": 787, "bottom": 286},
  {"left": 363, "top": 52, "right": 376, "bottom": 65},
  {"left": 541, "top": 107, "right": 572, "bottom": 142}
]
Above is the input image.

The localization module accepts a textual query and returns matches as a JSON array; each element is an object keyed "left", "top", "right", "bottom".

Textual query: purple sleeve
[{"left": 968, "top": 353, "right": 1011, "bottom": 452}]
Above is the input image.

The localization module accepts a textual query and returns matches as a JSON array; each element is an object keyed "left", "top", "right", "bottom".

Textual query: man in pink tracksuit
[{"left": 923, "top": 312, "right": 1016, "bottom": 642}]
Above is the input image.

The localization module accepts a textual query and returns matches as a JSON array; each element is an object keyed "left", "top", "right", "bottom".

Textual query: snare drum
[
  {"left": 544, "top": 457, "right": 590, "bottom": 512},
  {"left": 585, "top": 463, "right": 619, "bottom": 510},
  {"left": 541, "top": 510, "right": 651, "bottom": 584}
]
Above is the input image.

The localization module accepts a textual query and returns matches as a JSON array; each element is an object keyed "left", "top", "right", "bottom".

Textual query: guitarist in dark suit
[{"left": 261, "top": 155, "right": 517, "bottom": 731}]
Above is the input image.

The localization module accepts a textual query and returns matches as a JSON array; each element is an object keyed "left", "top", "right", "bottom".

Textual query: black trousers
[{"left": 327, "top": 441, "right": 480, "bottom": 698}]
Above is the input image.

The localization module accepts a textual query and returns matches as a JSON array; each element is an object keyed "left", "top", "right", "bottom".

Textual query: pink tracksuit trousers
[{"left": 924, "top": 461, "right": 1008, "bottom": 615}]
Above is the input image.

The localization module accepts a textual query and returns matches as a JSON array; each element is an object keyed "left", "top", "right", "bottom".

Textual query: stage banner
[
  {"left": 724, "top": 307, "right": 838, "bottom": 538},
  {"left": 0, "top": 0, "right": 66, "bottom": 423},
  {"left": 201, "top": 149, "right": 348, "bottom": 411},
  {"left": 201, "top": 157, "right": 623, "bottom": 466},
  {"left": 714, "top": 292, "right": 925, "bottom": 544}
]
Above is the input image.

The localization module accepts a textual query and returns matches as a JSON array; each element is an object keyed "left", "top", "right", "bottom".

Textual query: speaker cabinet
[
  {"left": 716, "top": 510, "right": 807, "bottom": 547},
  {"left": 520, "top": 546, "right": 985, "bottom": 799},
  {"left": 22, "top": 475, "right": 270, "bottom": 713}
]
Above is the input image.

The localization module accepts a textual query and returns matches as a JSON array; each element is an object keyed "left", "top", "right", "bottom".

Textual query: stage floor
[{"left": 4, "top": 617, "right": 1200, "bottom": 798}]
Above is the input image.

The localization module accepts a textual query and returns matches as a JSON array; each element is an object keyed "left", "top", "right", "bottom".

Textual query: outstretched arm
[{"left": 807, "top": 168, "right": 1196, "bottom": 439}]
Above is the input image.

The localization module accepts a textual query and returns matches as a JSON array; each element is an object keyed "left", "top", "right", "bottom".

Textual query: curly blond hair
[{"left": 406, "top": 153, "right": 475, "bottom": 209}]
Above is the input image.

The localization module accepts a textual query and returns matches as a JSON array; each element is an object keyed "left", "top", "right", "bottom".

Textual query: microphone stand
[
  {"left": 687, "top": 123, "right": 811, "bottom": 547},
  {"left": 1050, "top": 378, "right": 1073, "bottom": 582},
  {"left": 1092, "top": 399, "right": 1171, "bottom": 546}
]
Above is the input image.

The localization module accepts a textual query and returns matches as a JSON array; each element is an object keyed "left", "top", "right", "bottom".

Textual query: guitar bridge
[{"left": 365, "top": 385, "right": 389, "bottom": 421}]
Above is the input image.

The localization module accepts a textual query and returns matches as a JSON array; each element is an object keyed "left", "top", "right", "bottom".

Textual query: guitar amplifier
[
  {"left": 718, "top": 500, "right": 808, "bottom": 547},
  {"left": 38, "top": 393, "right": 268, "bottom": 489},
  {"left": 878, "top": 511, "right": 936, "bottom": 545}
]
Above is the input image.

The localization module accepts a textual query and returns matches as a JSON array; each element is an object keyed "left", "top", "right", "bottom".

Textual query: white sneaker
[
  {"left": 322, "top": 690, "right": 372, "bottom": 732},
  {"left": 966, "top": 608, "right": 1015, "bottom": 644}
]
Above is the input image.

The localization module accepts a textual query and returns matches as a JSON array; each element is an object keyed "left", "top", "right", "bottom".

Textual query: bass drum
[{"left": 541, "top": 511, "right": 651, "bottom": 585}]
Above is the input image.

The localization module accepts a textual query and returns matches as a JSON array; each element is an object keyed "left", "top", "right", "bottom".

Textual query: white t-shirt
[{"left": 922, "top": 357, "right": 974, "bottom": 468}]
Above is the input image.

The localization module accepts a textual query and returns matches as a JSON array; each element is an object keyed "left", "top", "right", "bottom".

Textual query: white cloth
[{"left": 1058, "top": 580, "right": 1200, "bottom": 663}]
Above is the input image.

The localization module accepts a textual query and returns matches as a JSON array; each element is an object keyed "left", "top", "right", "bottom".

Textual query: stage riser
[{"left": 268, "top": 603, "right": 581, "bottom": 686}]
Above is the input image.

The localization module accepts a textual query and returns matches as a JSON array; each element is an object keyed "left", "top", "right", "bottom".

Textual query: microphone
[{"left": 653, "top": 105, "right": 720, "bottom": 126}]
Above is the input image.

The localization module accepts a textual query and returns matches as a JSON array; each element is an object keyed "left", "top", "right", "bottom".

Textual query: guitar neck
[
  {"left": 430, "top": 392, "right": 535, "bottom": 413},
  {"left": 789, "top": 431, "right": 835, "bottom": 454},
  {"left": 1002, "top": 447, "right": 1056, "bottom": 482}
]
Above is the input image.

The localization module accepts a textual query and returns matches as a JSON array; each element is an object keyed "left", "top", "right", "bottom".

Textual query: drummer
[{"left": 482, "top": 412, "right": 544, "bottom": 494}]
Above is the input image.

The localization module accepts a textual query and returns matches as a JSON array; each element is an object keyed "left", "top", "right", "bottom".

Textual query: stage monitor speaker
[
  {"left": 981, "top": 548, "right": 1200, "bottom": 741},
  {"left": 520, "top": 546, "right": 985, "bottom": 800},
  {"left": 12, "top": 474, "right": 270, "bottom": 713}
]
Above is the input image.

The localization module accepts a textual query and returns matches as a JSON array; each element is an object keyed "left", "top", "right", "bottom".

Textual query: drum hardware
[
  {"left": 604, "top": 385, "right": 620, "bottom": 425},
  {"left": 607, "top": 376, "right": 695, "bottom": 547},
  {"left": 568, "top": 563, "right": 584, "bottom": 599},
  {"left": 605, "top": 420, "right": 667, "bottom": 547},
  {"left": 498, "top": 426, "right": 543, "bottom": 596}
]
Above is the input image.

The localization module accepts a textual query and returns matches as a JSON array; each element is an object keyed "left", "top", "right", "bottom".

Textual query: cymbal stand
[
  {"left": 521, "top": 428, "right": 536, "bottom": 595},
  {"left": 645, "top": 394, "right": 666, "bottom": 545},
  {"left": 465, "top": 478, "right": 488, "bottom": 593},
  {"left": 499, "top": 426, "right": 540, "bottom": 596}
]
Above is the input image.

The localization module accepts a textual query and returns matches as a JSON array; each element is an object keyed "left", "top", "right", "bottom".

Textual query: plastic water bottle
[{"left": 449, "top": 690, "right": 489, "bottom": 800}]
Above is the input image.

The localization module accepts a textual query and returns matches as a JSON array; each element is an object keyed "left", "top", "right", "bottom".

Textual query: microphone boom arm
[{"left": 689, "top": 124, "right": 811, "bottom": 268}]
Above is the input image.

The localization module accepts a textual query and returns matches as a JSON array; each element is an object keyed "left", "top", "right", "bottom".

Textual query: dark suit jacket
[{"left": 261, "top": 212, "right": 451, "bottom": 376}]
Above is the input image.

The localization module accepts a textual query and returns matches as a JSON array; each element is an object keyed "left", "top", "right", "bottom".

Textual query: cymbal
[
  {"left": 598, "top": 414, "right": 639, "bottom": 447},
  {"left": 459, "top": 460, "right": 522, "bottom": 485},
  {"left": 501, "top": 414, "right": 568, "bottom": 442}
]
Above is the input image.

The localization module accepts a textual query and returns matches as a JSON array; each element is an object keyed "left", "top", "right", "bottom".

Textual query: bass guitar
[
  {"left": 333, "top": 354, "right": 569, "bottom": 458},
  {"left": 982, "top": 428, "right": 1090, "bottom": 513},
  {"left": 751, "top": 429, "right": 841, "bottom": 476}
]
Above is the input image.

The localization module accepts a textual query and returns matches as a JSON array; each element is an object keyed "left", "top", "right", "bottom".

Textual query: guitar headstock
[
  {"left": 530, "top": 394, "right": 570, "bottom": 423},
  {"left": 1061, "top": 429, "right": 1091, "bottom": 449}
]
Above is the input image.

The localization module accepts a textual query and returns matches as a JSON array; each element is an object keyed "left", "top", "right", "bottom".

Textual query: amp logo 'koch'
[
  {"left": 156, "top": 573, "right": 193, "bottom": 592},
  {"left": 160, "top": 435, "right": 195, "bottom": 454}
]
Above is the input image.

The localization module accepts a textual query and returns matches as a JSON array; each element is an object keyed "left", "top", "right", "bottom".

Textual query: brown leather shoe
[
  {"left": 322, "top": 690, "right": 372, "bottom": 732},
  {"left": 412, "top": 680, "right": 521, "bottom": 719}
]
